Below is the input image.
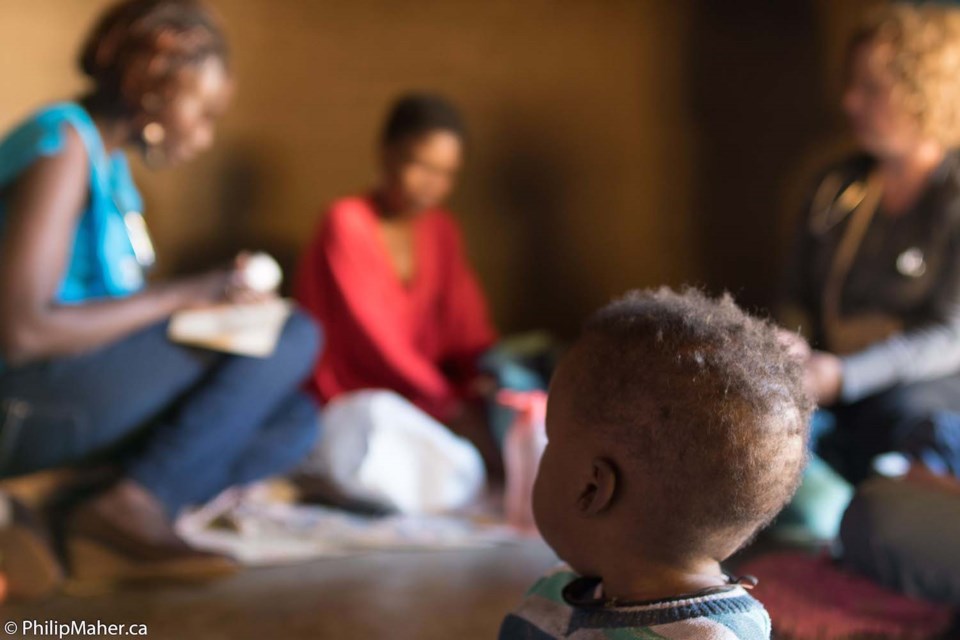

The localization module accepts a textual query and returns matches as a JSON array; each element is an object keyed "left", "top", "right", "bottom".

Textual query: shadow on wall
[
  {"left": 486, "top": 113, "right": 595, "bottom": 338},
  {"left": 687, "top": 0, "right": 829, "bottom": 313},
  {"left": 163, "top": 141, "right": 304, "bottom": 294}
]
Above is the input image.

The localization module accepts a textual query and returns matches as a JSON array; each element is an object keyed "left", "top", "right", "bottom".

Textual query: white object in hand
[{"left": 242, "top": 252, "right": 282, "bottom": 292}]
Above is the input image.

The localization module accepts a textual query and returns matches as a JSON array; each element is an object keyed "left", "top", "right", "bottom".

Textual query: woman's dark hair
[
  {"left": 380, "top": 93, "right": 467, "bottom": 147},
  {"left": 79, "top": 0, "right": 229, "bottom": 116}
]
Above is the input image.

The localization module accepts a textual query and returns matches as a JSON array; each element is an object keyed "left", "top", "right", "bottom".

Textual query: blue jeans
[
  {"left": 822, "top": 375, "right": 960, "bottom": 483},
  {"left": 0, "top": 310, "right": 322, "bottom": 515}
]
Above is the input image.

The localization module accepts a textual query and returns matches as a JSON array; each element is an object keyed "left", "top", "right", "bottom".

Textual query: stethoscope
[{"left": 809, "top": 173, "right": 928, "bottom": 279}]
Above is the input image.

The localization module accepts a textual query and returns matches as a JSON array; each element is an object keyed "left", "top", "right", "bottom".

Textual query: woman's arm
[
  {"left": 839, "top": 228, "right": 960, "bottom": 403},
  {"left": 0, "top": 128, "right": 231, "bottom": 366},
  {"left": 839, "top": 317, "right": 960, "bottom": 403}
]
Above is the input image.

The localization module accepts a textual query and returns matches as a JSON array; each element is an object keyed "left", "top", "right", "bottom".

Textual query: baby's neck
[{"left": 598, "top": 556, "right": 727, "bottom": 603}]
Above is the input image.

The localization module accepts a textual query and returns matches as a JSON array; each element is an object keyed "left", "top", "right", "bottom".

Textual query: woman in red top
[{"left": 296, "top": 94, "right": 498, "bottom": 469}]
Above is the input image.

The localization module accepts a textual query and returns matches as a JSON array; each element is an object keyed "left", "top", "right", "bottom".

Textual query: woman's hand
[
  {"left": 174, "top": 268, "right": 235, "bottom": 308},
  {"left": 174, "top": 253, "right": 279, "bottom": 309},
  {"left": 227, "top": 252, "right": 279, "bottom": 305},
  {"left": 468, "top": 374, "right": 499, "bottom": 400},
  {"left": 805, "top": 351, "right": 844, "bottom": 406}
]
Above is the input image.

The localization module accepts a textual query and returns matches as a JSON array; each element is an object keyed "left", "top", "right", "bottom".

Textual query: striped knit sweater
[{"left": 500, "top": 565, "right": 771, "bottom": 639}]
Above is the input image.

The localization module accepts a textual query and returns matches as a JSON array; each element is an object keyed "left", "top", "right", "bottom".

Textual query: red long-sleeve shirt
[{"left": 295, "top": 195, "right": 497, "bottom": 421}]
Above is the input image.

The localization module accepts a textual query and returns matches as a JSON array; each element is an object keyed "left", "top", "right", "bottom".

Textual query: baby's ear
[{"left": 577, "top": 457, "right": 618, "bottom": 516}]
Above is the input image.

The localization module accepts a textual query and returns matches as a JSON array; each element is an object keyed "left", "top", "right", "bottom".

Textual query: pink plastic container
[{"left": 497, "top": 390, "right": 548, "bottom": 535}]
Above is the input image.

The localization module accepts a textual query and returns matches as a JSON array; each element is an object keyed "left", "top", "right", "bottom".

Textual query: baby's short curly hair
[
  {"left": 850, "top": 4, "right": 960, "bottom": 147},
  {"left": 570, "top": 288, "right": 812, "bottom": 557}
]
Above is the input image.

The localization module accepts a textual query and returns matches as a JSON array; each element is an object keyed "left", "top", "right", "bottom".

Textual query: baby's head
[{"left": 533, "top": 288, "right": 811, "bottom": 578}]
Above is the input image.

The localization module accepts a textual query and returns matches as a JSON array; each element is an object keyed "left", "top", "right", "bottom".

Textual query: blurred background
[{"left": 0, "top": 0, "right": 881, "bottom": 338}]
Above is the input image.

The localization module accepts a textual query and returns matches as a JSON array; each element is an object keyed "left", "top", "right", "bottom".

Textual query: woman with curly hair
[
  {"left": 0, "top": 0, "right": 321, "bottom": 594},
  {"left": 774, "top": 5, "right": 960, "bottom": 605},
  {"left": 783, "top": 3, "right": 960, "bottom": 486}
]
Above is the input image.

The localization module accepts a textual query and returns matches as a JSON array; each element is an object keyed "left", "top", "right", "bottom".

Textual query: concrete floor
[{"left": 1, "top": 541, "right": 557, "bottom": 640}]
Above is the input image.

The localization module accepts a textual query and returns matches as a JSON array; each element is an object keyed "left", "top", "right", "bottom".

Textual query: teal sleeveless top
[{"left": 0, "top": 102, "right": 146, "bottom": 305}]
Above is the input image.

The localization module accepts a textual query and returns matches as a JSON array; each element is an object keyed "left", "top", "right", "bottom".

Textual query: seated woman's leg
[
  {"left": 827, "top": 374, "right": 960, "bottom": 483},
  {"left": 177, "top": 390, "right": 319, "bottom": 508},
  {"left": 840, "top": 477, "right": 960, "bottom": 605},
  {"left": 1, "top": 311, "right": 321, "bottom": 585},
  {"left": 0, "top": 321, "right": 238, "bottom": 586},
  {"left": 124, "top": 310, "right": 322, "bottom": 514},
  {"left": 0, "top": 322, "right": 222, "bottom": 478},
  {"left": 62, "top": 311, "right": 320, "bottom": 586},
  {"left": 227, "top": 391, "right": 319, "bottom": 486},
  {"left": 899, "top": 411, "right": 960, "bottom": 477}
]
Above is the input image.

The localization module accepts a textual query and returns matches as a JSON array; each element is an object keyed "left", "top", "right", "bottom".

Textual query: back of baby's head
[{"left": 567, "top": 287, "right": 812, "bottom": 560}]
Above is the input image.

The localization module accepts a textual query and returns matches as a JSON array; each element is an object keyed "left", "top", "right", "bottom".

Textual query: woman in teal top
[
  {"left": 0, "top": 0, "right": 321, "bottom": 595},
  {"left": 0, "top": 103, "right": 148, "bottom": 304}
]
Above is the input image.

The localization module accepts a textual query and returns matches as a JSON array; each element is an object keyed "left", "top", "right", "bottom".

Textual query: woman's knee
[
  {"left": 273, "top": 309, "right": 323, "bottom": 377},
  {"left": 290, "top": 395, "right": 321, "bottom": 459},
  {"left": 840, "top": 478, "right": 960, "bottom": 603},
  {"left": 260, "top": 392, "right": 320, "bottom": 469}
]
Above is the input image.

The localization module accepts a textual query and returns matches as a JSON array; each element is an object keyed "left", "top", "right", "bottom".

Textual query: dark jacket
[{"left": 786, "top": 152, "right": 960, "bottom": 402}]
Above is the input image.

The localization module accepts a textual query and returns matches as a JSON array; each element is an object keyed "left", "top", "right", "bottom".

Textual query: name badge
[
  {"left": 896, "top": 247, "right": 926, "bottom": 278},
  {"left": 123, "top": 211, "right": 156, "bottom": 270}
]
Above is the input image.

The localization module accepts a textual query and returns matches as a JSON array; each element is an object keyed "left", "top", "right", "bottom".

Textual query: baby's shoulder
[
  {"left": 501, "top": 571, "right": 771, "bottom": 640},
  {"left": 525, "top": 564, "right": 580, "bottom": 599},
  {"left": 499, "top": 565, "right": 578, "bottom": 640}
]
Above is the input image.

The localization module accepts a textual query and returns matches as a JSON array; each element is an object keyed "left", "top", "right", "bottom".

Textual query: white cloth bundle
[{"left": 301, "top": 390, "right": 485, "bottom": 514}]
